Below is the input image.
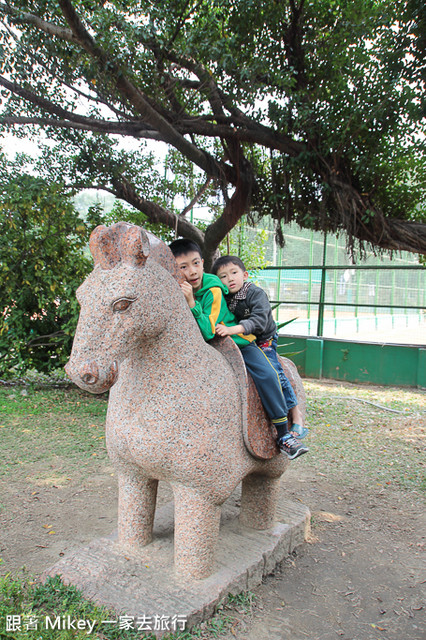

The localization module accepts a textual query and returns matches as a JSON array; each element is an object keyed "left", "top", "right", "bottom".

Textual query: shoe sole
[{"left": 284, "top": 447, "right": 309, "bottom": 460}]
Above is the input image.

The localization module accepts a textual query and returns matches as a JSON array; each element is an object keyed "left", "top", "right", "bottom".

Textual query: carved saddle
[{"left": 211, "top": 336, "right": 306, "bottom": 460}]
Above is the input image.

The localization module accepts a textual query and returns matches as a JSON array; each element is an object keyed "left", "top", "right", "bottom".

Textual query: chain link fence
[{"left": 248, "top": 223, "right": 426, "bottom": 345}]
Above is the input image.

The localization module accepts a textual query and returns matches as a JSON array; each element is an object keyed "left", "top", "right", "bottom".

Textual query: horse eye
[{"left": 112, "top": 298, "right": 136, "bottom": 313}]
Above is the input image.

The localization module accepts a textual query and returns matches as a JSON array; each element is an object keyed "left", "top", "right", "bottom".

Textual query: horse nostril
[
  {"left": 80, "top": 362, "right": 99, "bottom": 386},
  {"left": 81, "top": 373, "right": 97, "bottom": 385}
]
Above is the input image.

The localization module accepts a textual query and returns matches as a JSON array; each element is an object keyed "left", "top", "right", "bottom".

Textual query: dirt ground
[{"left": 1, "top": 458, "right": 424, "bottom": 639}]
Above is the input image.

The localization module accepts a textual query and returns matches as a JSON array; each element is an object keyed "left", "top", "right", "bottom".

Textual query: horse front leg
[
  {"left": 172, "top": 484, "right": 222, "bottom": 580},
  {"left": 116, "top": 464, "right": 158, "bottom": 549}
]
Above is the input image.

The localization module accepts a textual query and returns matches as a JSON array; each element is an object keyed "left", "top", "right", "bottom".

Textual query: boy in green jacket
[
  {"left": 169, "top": 238, "right": 256, "bottom": 347},
  {"left": 169, "top": 238, "right": 308, "bottom": 460}
]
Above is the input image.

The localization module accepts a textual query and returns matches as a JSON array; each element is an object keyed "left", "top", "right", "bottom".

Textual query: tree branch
[
  {"left": 0, "top": 114, "right": 165, "bottom": 140},
  {"left": 203, "top": 156, "right": 256, "bottom": 268},
  {"left": 158, "top": 49, "right": 227, "bottom": 117},
  {"left": 57, "top": 0, "right": 236, "bottom": 184},
  {"left": 179, "top": 178, "right": 212, "bottom": 218},
  {"left": 178, "top": 118, "right": 305, "bottom": 156},
  {"left": 1, "top": 109, "right": 305, "bottom": 155},
  {"left": 109, "top": 174, "right": 205, "bottom": 247},
  {"left": 0, "top": 2, "right": 78, "bottom": 44},
  {"left": 2, "top": 3, "right": 302, "bottom": 171},
  {"left": 1, "top": 7, "right": 139, "bottom": 125},
  {"left": 0, "top": 76, "right": 112, "bottom": 129},
  {"left": 27, "top": 331, "right": 67, "bottom": 347},
  {"left": 355, "top": 217, "right": 426, "bottom": 256}
]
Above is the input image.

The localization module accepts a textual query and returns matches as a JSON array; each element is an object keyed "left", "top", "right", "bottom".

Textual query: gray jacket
[{"left": 227, "top": 282, "right": 277, "bottom": 342}]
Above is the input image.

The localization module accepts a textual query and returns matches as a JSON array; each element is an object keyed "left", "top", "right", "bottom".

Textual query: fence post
[
  {"left": 316, "top": 233, "right": 327, "bottom": 336},
  {"left": 276, "top": 245, "right": 282, "bottom": 323},
  {"left": 418, "top": 349, "right": 426, "bottom": 389},
  {"left": 307, "top": 233, "right": 314, "bottom": 328},
  {"left": 305, "top": 338, "right": 324, "bottom": 378}
]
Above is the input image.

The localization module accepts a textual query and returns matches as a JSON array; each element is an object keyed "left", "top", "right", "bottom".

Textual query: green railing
[
  {"left": 255, "top": 264, "right": 425, "bottom": 387},
  {"left": 256, "top": 264, "right": 425, "bottom": 341}
]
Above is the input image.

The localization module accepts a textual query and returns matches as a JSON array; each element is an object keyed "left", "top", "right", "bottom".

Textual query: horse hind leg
[
  {"left": 240, "top": 473, "right": 282, "bottom": 530},
  {"left": 116, "top": 464, "right": 158, "bottom": 549}
]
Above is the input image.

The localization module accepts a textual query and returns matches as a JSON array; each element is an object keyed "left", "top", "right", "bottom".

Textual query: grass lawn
[
  {"left": 0, "top": 387, "right": 109, "bottom": 485},
  {"left": 301, "top": 380, "right": 425, "bottom": 492}
]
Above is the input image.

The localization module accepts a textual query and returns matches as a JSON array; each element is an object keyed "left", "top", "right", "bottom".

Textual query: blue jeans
[
  {"left": 241, "top": 341, "right": 289, "bottom": 423},
  {"left": 257, "top": 335, "right": 298, "bottom": 411}
]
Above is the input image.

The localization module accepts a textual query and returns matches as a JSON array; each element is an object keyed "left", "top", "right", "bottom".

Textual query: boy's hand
[
  {"left": 180, "top": 281, "right": 196, "bottom": 308},
  {"left": 215, "top": 323, "right": 232, "bottom": 337},
  {"left": 215, "top": 323, "right": 245, "bottom": 337}
]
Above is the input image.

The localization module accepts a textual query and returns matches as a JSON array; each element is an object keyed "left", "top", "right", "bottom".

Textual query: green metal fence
[
  {"left": 254, "top": 264, "right": 425, "bottom": 346},
  {"left": 254, "top": 262, "right": 425, "bottom": 388},
  {"left": 227, "top": 219, "right": 426, "bottom": 386}
]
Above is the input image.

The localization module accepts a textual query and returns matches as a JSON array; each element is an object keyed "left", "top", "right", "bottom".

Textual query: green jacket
[{"left": 191, "top": 273, "right": 256, "bottom": 348}]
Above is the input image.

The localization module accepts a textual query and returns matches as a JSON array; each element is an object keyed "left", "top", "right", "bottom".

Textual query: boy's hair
[
  {"left": 211, "top": 255, "right": 246, "bottom": 275},
  {"left": 169, "top": 238, "right": 202, "bottom": 258}
]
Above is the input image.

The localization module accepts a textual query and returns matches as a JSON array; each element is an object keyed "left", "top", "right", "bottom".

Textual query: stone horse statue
[{"left": 65, "top": 223, "right": 306, "bottom": 579}]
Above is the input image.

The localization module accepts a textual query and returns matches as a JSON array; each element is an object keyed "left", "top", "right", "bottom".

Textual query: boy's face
[
  {"left": 175, "top": 251, "right": 204, "bottom": 291},
  {"left": 216, "top": 262, "right": 248, "bottom": 294}
]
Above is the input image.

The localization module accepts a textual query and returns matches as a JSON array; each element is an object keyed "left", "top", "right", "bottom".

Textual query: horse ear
[
  {"left": 89, "top": 225, "right": 118, "bottom": 269},
  {"left": 120, "top": 225, "right": 150, "bottom": 267},
  {"left": 89, "top": 223, "right": 150, "bottom": 269}
]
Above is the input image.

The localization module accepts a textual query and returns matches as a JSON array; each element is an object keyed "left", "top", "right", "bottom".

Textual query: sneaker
[{"left": 277, "top": 434, "right": 309, "bottom": 460}]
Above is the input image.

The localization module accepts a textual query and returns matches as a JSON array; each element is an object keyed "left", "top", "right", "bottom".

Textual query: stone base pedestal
[{"left": 43, "top": 490, "right": 310, "bottom": 636}]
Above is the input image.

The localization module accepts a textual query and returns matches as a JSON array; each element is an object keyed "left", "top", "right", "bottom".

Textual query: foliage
[
  {"left": 218, "top": 219, "right": 270, "bottom": 270},
  {"left": 103, "top": 199, "right": 176, "bottom": 244},
  {"left": 3, "top": 366, "right": 69, "bottom": 387},
  {"left": 0, "top": 155, "right": 96, "bottom": 377},
  {"left": 0, "top": 0, "right": 424, "bottom": 265}
]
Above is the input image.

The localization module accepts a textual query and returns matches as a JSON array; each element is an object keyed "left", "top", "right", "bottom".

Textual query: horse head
[{"left": 65, "top": 223, "right": 184, "bottom": 393}]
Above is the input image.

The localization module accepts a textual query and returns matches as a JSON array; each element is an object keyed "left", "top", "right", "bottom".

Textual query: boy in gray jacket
[{"left": 212, "top": 255, "right": 308, "bottom": 445}]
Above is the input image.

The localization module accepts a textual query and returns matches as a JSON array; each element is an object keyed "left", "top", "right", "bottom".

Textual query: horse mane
[{"left": 89, "top": 222, "right": 184, "bottom": 283}]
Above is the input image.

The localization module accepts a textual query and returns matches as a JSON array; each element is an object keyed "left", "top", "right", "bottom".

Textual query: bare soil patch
[{"left": 218, "top": 467, "right": 425, "bottom": 640}]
